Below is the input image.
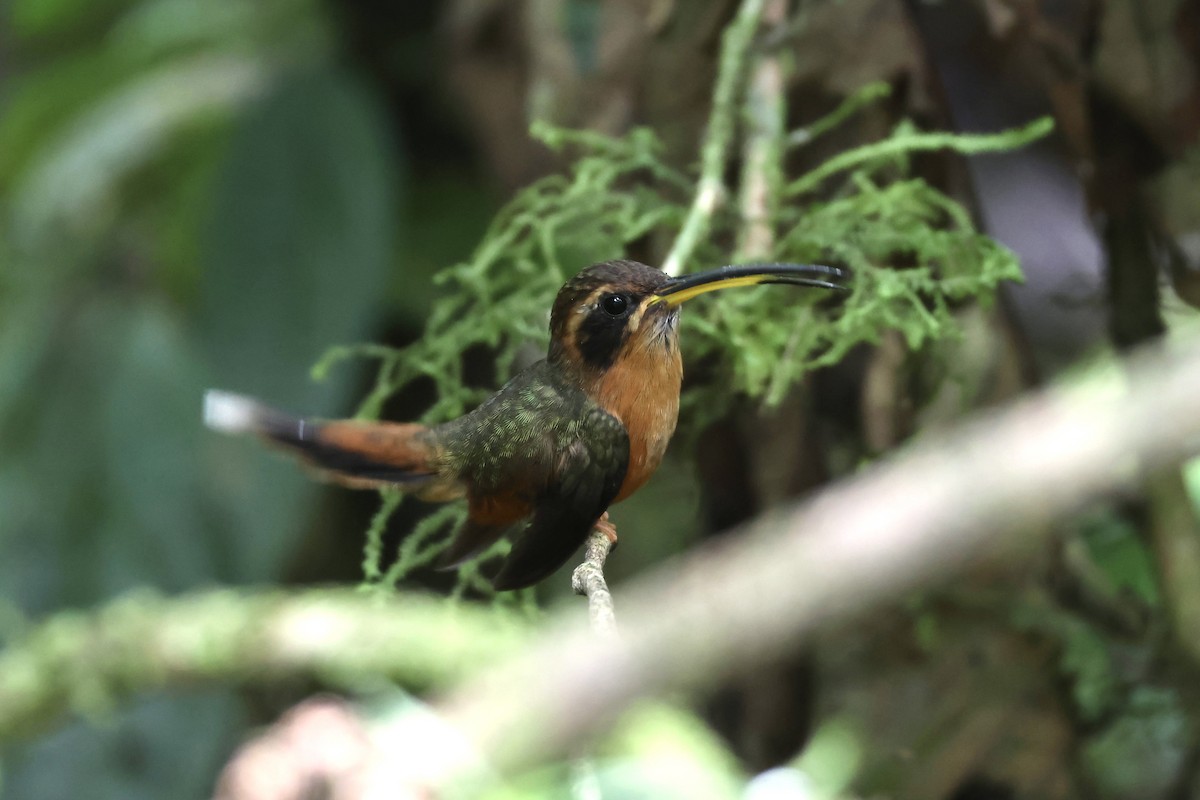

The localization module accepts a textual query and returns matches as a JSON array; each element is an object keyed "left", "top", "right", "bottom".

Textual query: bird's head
[{"left": 547, "top": 259, "right": 846, "bottom": 372}]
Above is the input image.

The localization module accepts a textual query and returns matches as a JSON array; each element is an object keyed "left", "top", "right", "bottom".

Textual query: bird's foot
[{"left": 594, "top": 512, "right": 618, "bottom": 547}]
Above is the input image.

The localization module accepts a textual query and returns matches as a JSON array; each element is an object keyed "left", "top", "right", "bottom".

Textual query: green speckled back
[{"left": 434, "top": 360, "right": 628, "bottom": 498}]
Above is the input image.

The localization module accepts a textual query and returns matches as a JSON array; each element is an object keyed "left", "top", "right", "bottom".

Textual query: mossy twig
[
  {"left": 785, "top": 117, "right": 1054, "bottom": 197},
  {"left": 0, "top": 589, "right": 525, "bottom": 742},
  {"left": 786, "top": 81, "right": 892, "bottom": 149},
  {"left": 662, "top": 0, "right": 767, "bottom": 276},
  {"left": 736, "top": 0, "right": 790, "bottom": 262}
]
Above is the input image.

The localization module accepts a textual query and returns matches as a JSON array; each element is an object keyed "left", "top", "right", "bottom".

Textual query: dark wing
[{"left": 491, "top": 406, "right": 629, "bottom": 591}]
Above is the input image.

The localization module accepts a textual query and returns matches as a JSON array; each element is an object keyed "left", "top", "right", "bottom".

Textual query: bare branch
[
  {"left": 434, "top": 338, "right": 1200, "bottom": 777},
  {"left": 571, "top": 527, "right": 617, "bottom": 635}
]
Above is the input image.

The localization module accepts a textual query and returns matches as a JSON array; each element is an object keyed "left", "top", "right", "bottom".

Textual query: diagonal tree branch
[
  {"left": 6, "top": 338, "right": 1200, "bottom": 799},
  {"left": 434, "top": 337, "right": 1200, "bottom": 778}
]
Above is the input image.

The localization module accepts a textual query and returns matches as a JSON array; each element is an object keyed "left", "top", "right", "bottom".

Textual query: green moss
[{"left": 317, "top": 91, "right": 1050, "bottom": 589}]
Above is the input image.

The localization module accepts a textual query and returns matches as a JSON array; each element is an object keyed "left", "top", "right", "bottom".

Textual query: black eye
[{"left": 601, "top": 293, "right": 628, "bottom": 316}]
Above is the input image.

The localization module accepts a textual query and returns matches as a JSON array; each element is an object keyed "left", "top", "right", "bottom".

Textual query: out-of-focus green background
[
  {"left": 3, "top": 0, "right": 1200, "bottom": 798},
  {"left": 0, "top": 2, "right": 504, "bottom": 795}
]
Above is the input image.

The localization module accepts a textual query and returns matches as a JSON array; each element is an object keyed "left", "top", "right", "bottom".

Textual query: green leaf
[
  {"left": 199, "top": 64, "right": 398, "bottom": 403},
  {"left": 589, "top": 703, "right": 743, "bottom": 800},
  {"left": 0, "top": 51, "right": 141, "bottom": 189},
  {"left": 1184, "top": 456, "right": 1200, "bottom": 519},
  {"left": 197, "top": 64, "right": 403, "bottom": 578},
  {"left": 792, "top": 718, "right": 862, "bottom": 797},
  {"left": 1011, "top": 599, "right": 1118, "bottom": 722},
  {"left": 1081, "top": 688, "right": 1189, "bottom": 800},
  {"left": 10, "top": 54, "right": 266, "bottom": 251},
  {"left": 101, "top": 303, "right": 216, "bottom": 591},
  {"left": 1, "top": 690, "right": 245, "bottom": 800},
  {"left": 1080, "top": 511, "right": 1160, "bottom": 607},
  {"left": 0, "top": 297, "right": 219, "bottom": 607},
  {"left": 9, "top": 0, "right": 134, "bottom": 40}
]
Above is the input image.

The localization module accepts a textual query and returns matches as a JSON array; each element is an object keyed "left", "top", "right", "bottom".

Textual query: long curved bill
[{"left": 651, "top": 263, "right": 847, "bottom": 306}]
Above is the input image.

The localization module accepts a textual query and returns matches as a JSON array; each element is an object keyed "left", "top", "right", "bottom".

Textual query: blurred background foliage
[
  {"left": 0, "top": 0, "right": 438, "bottom": 794},
  {"left": 2, "top": 0, "right": 1200, "bottom": 798}
]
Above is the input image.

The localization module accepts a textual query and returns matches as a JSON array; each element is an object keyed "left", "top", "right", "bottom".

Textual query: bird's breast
[{"left": 591, "top": 341, "right": 682, "bottom": 502}]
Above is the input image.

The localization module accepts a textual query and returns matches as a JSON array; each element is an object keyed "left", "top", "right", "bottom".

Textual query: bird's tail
[{"left": 203, "top": 390, "right": 441, "bottom": 490}]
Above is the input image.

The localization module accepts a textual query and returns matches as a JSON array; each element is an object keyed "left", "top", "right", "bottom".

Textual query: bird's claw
[{"left": 594, "top": 512, "right": 618, "bottom": 547}]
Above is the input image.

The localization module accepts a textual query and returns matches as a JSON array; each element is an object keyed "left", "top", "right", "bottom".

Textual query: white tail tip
[{"left": 203, "top": 390, "right": 262, "bottom": 434}]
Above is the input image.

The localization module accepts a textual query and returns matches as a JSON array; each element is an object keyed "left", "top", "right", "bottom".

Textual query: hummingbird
[{"left": 204, "top": 260, "right": 845, "bottom": 590}]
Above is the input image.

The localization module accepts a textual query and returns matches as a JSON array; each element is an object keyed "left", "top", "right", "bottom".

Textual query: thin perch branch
[{"left": 571, "top": 528, "right": 617, "bottom": 635}]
